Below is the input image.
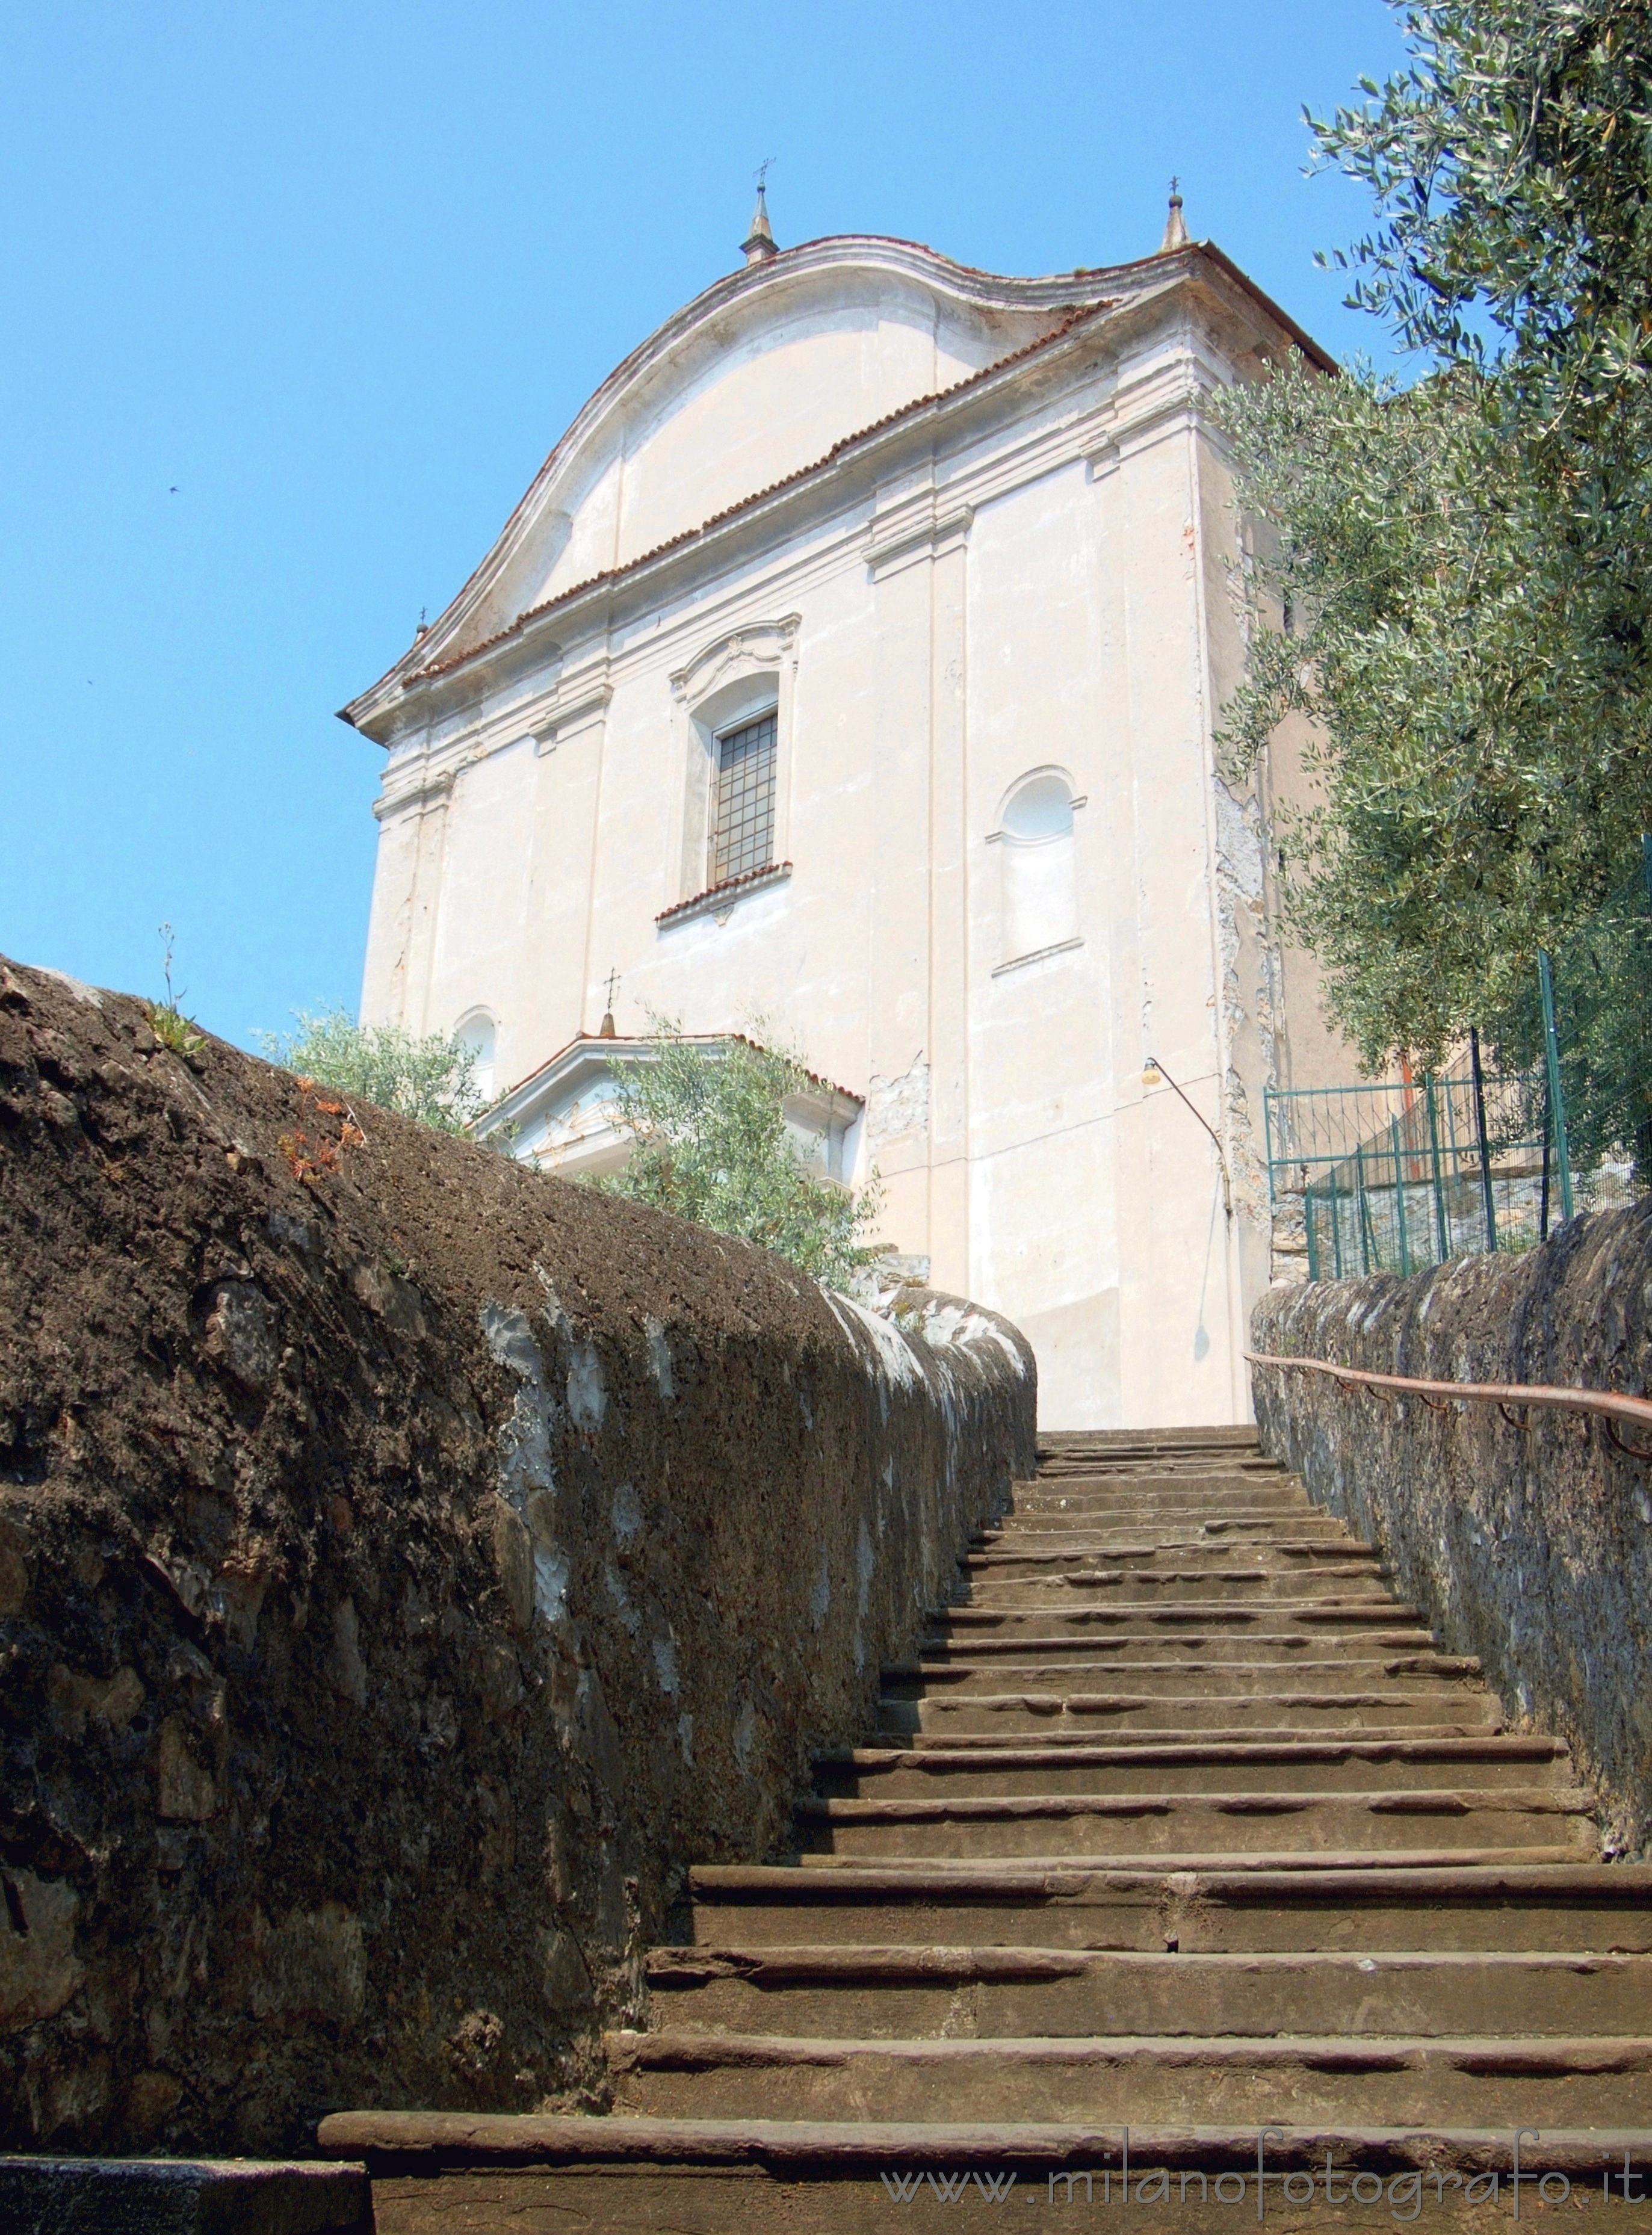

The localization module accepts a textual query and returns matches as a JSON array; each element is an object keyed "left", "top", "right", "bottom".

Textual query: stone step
[
  {"left": 1033, "top": 1453, "right": 1273, "bottom": 1476},
  {"left": 882, "top": 1655, "right": 1482, "bottom": 1697},
  {"left": 1039, "top": 1430, "right": 1271, "bottom": 1445},
  {"left": 315, "top": 2109, "right": 1652, "bottom": 2201},
  {"left": 939, "top": 1596, "right": 1425, "bottom": 1634},
  {"left": 794, "top": 1787, "right": 1598, "bottom": 1861},
  {"left": 687, "top": 1858, "right": 1652, "bottom": 1952},
  {"left": 977, "top": 1521, "right": 1352, "bottom": 1551},
  {"left": 873, "top": 1719, "right": 1519, "bottom": 1751},
  {"left": 645, "top": 1944, "right": 1652, "bottom": 2040},
  {"left": 1026, "top": 1467, "right": 1287, "bottom": 1491},
  {"left": 974, "top": 1510, "right": 1350, "bottom": 1547},
  {"left": 813, "top": 1736, "right": 1572, "bottom": 1798},
  {"left": 970, "top": 1582, "right": 1394, "bottom": 1618},
  {"left": 985, "top": 1504, "right": 1341, "bottom": 1530},
  {"left": 1026, "top": 1480, "right": 1298, "bottom": 1501},
  {"left": 1005, "top": 1504, "right": 1317, "bottom": 1533},
  {"left": 903, "top": 1627, "right": 1440, "bottom": 1665},
  {"left": 603, "top": 2026, "right": 1652, "bottom": 2126},
  {"left": 1032, "top": 1464, "right": 1285, "bottom": 1480},
  {"left": 966, "top": 1541, "right": 1379, "bottom": 1575},
  {"left": 879, "top": 1689, "right": 1501, "bottom": 1736},
  {"left": 981, "top": 1508, "right": 1345, "bottom": 1536}
]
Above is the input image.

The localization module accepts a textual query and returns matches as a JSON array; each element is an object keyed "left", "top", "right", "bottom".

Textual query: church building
[{"left": 341, "top": 191, "right": 1338, "bottom": 1429}]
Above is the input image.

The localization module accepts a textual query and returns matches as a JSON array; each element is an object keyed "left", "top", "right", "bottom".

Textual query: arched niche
[
  {"left": 454, "top": 1009, "right": 498, "bottom": 1104},
  {"left": 992, "top": 767, "right": 1083, "bottom": 968}
]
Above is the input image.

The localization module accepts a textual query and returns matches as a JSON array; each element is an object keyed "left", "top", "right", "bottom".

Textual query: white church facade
[{"left": 342, "top": 196, "right": 1340, "bottom": 1429}]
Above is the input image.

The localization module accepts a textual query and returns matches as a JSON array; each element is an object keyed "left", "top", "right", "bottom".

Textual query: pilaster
[
  {"left": 366, "top": 767, "right": 454, "bottom": 1030},
  {"left": 865, "top": 481, "right": 942, "bottom": 1259},
  {"left": 926, "top": 527, "right": 971, "bottom": 1296}
]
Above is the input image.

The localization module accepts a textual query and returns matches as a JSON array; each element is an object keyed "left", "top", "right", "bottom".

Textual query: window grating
[{"left": 710, "top": 711, "right": 778, "bottom": 885}]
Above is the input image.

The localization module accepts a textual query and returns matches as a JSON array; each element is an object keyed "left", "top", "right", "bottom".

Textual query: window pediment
[{"left": 670, "top": 616, "right": 800, "bottom": 716}]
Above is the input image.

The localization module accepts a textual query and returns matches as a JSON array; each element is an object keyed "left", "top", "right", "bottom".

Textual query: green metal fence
[
  {"left": 1266, "top": 849, "right": 1652, "bottom": 1282},
  {"left": 1264, "top": 1055, "right": 1556, "bottom": 1280},
  {"left": 1493, "top": 843, "right": 1652, "bottom": 1193},
  {"left": 1269, "top": 840, "right": 1645, "bottom": 1296}
]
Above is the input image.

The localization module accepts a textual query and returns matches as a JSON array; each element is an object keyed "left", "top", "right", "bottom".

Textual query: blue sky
[{"left": 1, "top": 1, "right": 1408, "bottom": 1049}]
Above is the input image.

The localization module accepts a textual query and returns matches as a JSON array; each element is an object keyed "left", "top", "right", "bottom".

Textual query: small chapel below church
[{"left": 341, "top": 191, "right": 1343, "bottom": 1429}]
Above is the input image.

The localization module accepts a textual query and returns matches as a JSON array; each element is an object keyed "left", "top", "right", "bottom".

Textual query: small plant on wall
[{"left": 149, "top": 922, "right": 206, "bottom": 1057}]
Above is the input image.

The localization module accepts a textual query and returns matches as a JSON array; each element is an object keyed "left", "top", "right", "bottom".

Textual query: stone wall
[
  {"left": 1251, "top": 1202, "right": 1652, "bottom": 1854},
  {"left": 0, "top": 957, "right": 1035, "bottom": 2155}
]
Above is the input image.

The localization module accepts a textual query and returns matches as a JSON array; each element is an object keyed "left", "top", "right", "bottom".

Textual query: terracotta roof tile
[
  {"left": 494, "top": 1025, "right": 862, "bottom": 1112},
  {"left": 655, "top": 859, "right": 792, "bottom": 925}
]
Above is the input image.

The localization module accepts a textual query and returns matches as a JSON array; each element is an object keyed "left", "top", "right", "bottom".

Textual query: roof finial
[
  {"left": 742, "top": 158, "right": 778, "bottom": 266},
  {"left": 599, "top": 965, "right": 620, "bottom": 1039},
  {"left": 1160, "top": 176, "right": 1189, "bottom": 253}
]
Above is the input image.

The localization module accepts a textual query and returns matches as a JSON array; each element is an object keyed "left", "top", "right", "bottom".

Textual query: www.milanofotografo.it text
[{"left": 876, "top": 2130, "right": 1652, "bottom": 2215}]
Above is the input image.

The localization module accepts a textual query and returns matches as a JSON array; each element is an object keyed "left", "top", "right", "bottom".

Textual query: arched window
[
  {"left": 454, "top": 1010, "right": 497, "bottom": 1104},
  {"left": 997, "top": 770, "right": 1079, "bottom": 965}
]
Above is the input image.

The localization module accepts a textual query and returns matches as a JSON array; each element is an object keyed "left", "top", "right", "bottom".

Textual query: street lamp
[{"left": 1142, "top": 1056, "right": 1233, "bottom": 1219}]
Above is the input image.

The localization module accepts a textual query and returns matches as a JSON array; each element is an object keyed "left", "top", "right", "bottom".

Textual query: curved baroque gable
[
  {"left": 342, "top": 233, "right": 1332, "bottom": 737},
  {"left": 347, "top": 240, "right": 1130, "bottom": 725}
]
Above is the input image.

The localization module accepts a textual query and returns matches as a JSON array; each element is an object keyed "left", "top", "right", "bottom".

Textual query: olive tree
[
  {"left": 590, "top": 1022, "right": 882, "bottom": 1290},
  {"left": 256, "top": 1009, "right": 486, "bottom": 1134},
  {"left": 1214, "top": 0, "right": 1652, "bottom": 1081}
]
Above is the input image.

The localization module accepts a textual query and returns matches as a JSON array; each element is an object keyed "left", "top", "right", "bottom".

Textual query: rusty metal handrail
[{"left": 1246, "top": 1351, "right": 1652, "bottom": 1461}]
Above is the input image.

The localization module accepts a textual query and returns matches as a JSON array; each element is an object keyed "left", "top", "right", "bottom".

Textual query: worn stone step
[
  {"left": 883, "top": 1655, "right": 1482, "bottom": 1697},
  {"left": 312, "top": 2113, "right": 1652, "bottom": 2231},
  {"left": 687, "top": 1858, "right": 1652, "bottom": 1953},
  {"left": 940, "top": 1597, "right": 1425, "bottom": 1635},
  {"left": 315, "top": 2109, "right": 1652, "bottom": 2200},
  {"left": 977, "top": 1512, "right": 1350, "bottom": 1542},
  {"left": 875, "top": 1719, "right": 1518, "bottom": 1751},
  {"left": 989, "top": 1501, "right": 1331, "bottom": 1530},
  {"left": 1004, "top": 1505, "right": 1317, "bottom": 1536},
  {"left": 1041, "top": 1433, "right": 1266, "bottom": 1447},
  {"left": 904, "top": 1628, "right": 1439, "bottom": 1666},
  {"left": 1031, "top": 1468, "right": 1284, "bottom": 1483},
  {"left": 1041, "top": 1430, "right": 1260, "bottom": 1448},
  {"left": 604, "top": 2026, "right": 1652, "bottom": 2125},
  {"left": 879, "top": 1688, "right": 1501, "bottom": 1736},
  {"left": 1016, "top": 1464, "right": 1299, "bottom": 1488},
  {"left": 965, "top": 1564, "right": 1393, "bottom": 1606},
  {"left": 1024, "top": 1470, "right": 1288, "bottom": 1496},
  {"left": 961, "top": 1538, "right": 1359, "bottom": 1573},
  {"left": 794, "top": 1786, "right": 1597, "bottom": 1860},
  {"left": 814, "top": 1736, "right": 1571, "bottom": 1798},
  {"left": 976, "top": 1525, "right": 1352, "bottom": 1557},
  {"left": 1014, "top": 1474, "right": 1302, "bottom": 1502},
  {"left": 644, "top": 1944, "right": 1652, "bottom": 2041},
  {"left": 1019, "top": 1492, "right": 1305, "bottom": 1510},
  {"left": 966, "top": 1541, "right": 1378, "bottom": 1577}
]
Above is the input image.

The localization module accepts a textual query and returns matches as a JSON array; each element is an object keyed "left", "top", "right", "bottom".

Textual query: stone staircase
[{"left": 325, "top": 1427, "right": 1652, "bottom": 2227}]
